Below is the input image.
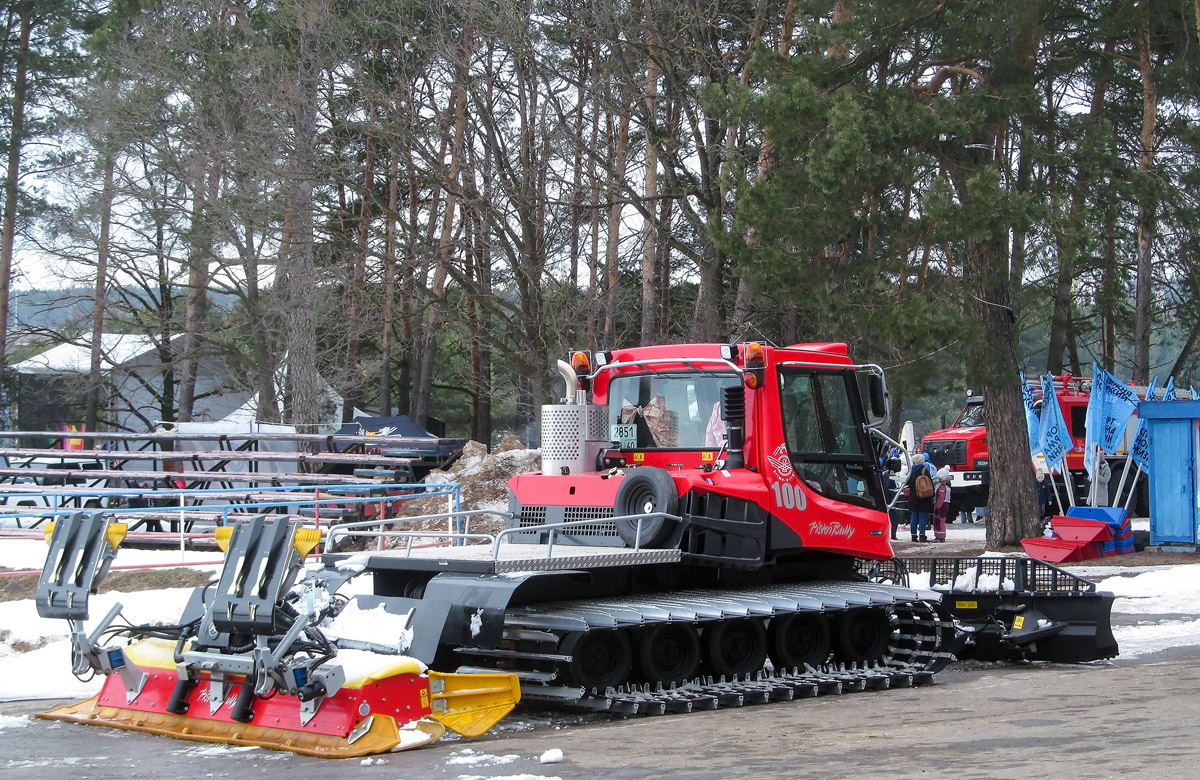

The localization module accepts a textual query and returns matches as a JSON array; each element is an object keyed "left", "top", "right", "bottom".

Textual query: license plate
[{"left": 611, "top": 424, "right": 638, "bottom": 449}]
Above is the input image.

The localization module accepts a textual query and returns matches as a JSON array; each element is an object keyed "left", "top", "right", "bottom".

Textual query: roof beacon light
[
  {"left": 744, "top": 342, "right": 766, "bottom": 390},
  {"left": 571, "top": 351, "right": 591, "bottom": 375}
]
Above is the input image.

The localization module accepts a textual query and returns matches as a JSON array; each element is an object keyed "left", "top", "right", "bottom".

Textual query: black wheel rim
[
  {"left": 640, "top": 624, "right": 699, "bottom": 684},
  {"left": 770, "top": 614, "right": 830, "bottom": 669},
  {"left": 705, "top": 619, "right": 767, "bottom": 677},
  {"left": 838, "top": 609, "right": 891, "bottom": 664},
  {"left": 628, "top": 483, "right": 658, "bottom": 513},
  {"left": 561, "top": 630, "right": 631, "bottom": 690}
]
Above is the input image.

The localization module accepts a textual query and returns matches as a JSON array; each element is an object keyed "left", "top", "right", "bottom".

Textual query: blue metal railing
[{"left": 0, "top": 481, "right": 462, "bottom": 536}]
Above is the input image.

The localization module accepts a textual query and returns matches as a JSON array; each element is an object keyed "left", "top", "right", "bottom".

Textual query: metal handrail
[
  {"left": 325, "top": 509, "right": 506, "bottom": 551},
  {"left": 326, "top": 511, "right": 682, "bottom": 562}
]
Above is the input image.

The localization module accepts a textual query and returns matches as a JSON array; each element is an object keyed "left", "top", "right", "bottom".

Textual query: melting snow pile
[{"left": 399, "top": 434, "right": 541, "bottom": 532}]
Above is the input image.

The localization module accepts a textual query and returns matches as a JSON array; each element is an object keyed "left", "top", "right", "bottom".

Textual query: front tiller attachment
[{"left": 34, "top": 513, "right": 520, "bottom": 758}]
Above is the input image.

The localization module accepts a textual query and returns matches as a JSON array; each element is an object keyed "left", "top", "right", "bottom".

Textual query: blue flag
[
  {"left": 1085, "top": 365, "right": 1138, "bottom": 477},
  {"left": 1129, "top": 377, "right": 1159, "bottom": 472},
  {"left": 1038, "top": 375, "right": 1074, "bottom": 472},
  {"left": 1164, "top": 376, "right": 1178, "bottom": 402},
  {"left": 1021, "top": 373, "right": 1042, "bottom": 456}
]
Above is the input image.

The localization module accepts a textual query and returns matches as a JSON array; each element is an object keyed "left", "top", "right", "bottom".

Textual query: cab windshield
[
  {"left": 954, "top": 401, "right": 985, "bottom": 428},
  {"left": 778, "top": 369, "right": 883, "bottom": 510},
  {"left": 606, "top": 372, "right": 741, "bottom": 449}
]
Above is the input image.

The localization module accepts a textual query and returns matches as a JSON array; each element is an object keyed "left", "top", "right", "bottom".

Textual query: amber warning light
[{"left": 744, "top": 342, "right": 766, "bottom": 389}]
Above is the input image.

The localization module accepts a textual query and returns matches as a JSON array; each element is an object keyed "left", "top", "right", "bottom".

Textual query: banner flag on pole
[
  {"left": 1163, "top": 376, "right": 1178, "bottom": 402},
  {"left": 1085, "top": 364, "right": 1139, "bottom": 477},
  {"left": 1021, "top": 373, "right": 1042, "bottom": 457},
  {"left": 1129, "top": 377, "right": 1159, "bottom": 472},
  {"left": 1039, "top": 374, "right": 1074, "bottom": 473}
]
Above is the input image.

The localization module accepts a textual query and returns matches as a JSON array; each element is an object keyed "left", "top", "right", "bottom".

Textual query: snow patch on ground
[
  {"left": 1093, "top": 565, "right": 1200, "bottom": 614},
  {"left": 0, "top": 581, "right": 200, "bottom": 701},
  {"left": 1112, "top": 618, "right": 1200, "bottom": 658},
  {"left": 0, "top": 537, "right": 222, "bottom": 573},
  {"left": 446, "top": 748, "right": 522, "bottom": 766},
  {"left": 458, "top": 776, "right": 561, "bottom": 780}
]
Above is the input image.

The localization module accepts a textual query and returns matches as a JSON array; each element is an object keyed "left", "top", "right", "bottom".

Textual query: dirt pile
[{"left": 399, "top": 434, "right": 541, "bottom": 534}]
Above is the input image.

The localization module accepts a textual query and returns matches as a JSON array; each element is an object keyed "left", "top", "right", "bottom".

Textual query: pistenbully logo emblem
[{"left": 766, "top": 443, "right": 794, "bottom": 479}]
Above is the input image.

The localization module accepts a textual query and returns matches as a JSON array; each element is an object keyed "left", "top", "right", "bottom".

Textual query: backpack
[{"left": 914, "top": 466, "right": 935, "bottom": 500}]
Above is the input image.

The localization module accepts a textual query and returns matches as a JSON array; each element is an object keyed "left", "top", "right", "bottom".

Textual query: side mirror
[{"left": 869, "top": 374, "right": 887, "bottom": 419}]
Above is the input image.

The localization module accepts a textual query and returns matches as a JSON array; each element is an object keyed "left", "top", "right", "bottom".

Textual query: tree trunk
[
  {"left": 156, "top": 219, "right": 176, "bottom": 425},
  {"left": 244, "top": 216, "right": 279, "bottom": 423},
  {"left": 640, "top": 37, "right": 660, "bottom": 344},
  {"left": 343, "top": 100, "right": 377, "bottom": 422},
  {"left": 86, "top": 152, "right": 116, "bottom": 431},
  {"left": 282, "top": 0, "right": 324, "bottom": 432},
  {"left": 380, "top": 146, "right": 399, "bottom": 416},
  {"left": 1132, "top": 9, "right": 1157, "bottom": 385},
  {"left": 1048, "top": 42, "right": 1111, "bottom": 374},
  {"left": 1101, "top": 194, "right": 1118, "bottom": 371},
  {"left": 964, "top": 234, "right": 1040, "bottom": 547},
  {"left": 412, "top": 28, "right": 473, "bottom": 427},
  {"left": 0, "top": 6, "right": 33, "bottom": 384},
  {"left": 586, "top": 54, "right": 602, "bottom": 353},
  {"left": 732, "top": 1, "right": 799, "bottom": 336},
  {"left": 603, "top": 87, "right": 631, "bottom": 346},
  {"left": 176, "top": 155, "right": 213, "bottom": 422}
]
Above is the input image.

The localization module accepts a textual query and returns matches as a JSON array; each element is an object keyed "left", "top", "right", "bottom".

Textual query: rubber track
[
  {"left": 519, "top": 663, "right": 939, "bottom": 715},
  {"left": 457, "top": 580, "right": 955, "bottom": 714}
]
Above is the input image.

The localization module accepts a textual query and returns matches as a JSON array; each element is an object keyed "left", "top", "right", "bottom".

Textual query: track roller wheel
[
  {"left": 835, "top": 608, "right": 892, "bottom": 665},
  {"left": 767, "top": 613, "right": 831, "bottom": 670},
  {"left": 635, "top": 624, "right": 700, "bottom": 686},
  {"left": 701, "top": 619, "right": 767, "bottom": 679},
  {"left": 558, "top": 630, "right": 632, "bottom": 691}
]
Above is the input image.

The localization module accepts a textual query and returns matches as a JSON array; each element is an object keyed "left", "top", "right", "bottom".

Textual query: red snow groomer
[{"left": 31, "top": 342, "right": 1117, "bottom": 750}]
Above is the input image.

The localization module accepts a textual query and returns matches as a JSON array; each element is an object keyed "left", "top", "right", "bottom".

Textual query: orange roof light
[
  {"left": 744, "top": 342, "right": 765, "bottom": 390},
  {"left": 571, "top": 351, "right": 591, "bottom": 375}
]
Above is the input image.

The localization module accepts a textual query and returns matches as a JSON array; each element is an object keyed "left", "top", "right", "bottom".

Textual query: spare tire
[{"left": 613, "top": 467, "right": 679, "bottom": 548}]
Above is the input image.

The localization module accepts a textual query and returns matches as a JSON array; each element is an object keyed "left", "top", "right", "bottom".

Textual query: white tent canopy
[{"left": 12, "top": 334, "right": 164, "bottom": 375}]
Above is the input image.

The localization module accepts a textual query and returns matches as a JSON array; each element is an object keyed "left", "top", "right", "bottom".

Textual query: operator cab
[{"left": 777, "top": 367, "right": 886, "bottom": 511}]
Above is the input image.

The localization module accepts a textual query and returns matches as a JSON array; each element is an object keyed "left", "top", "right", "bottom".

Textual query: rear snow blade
[{"left": 903, "top": 556, "right": 1118, "bottom": 664}]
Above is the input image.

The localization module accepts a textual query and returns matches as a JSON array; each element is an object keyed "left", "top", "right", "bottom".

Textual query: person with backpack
[{"left": 906, "top": 453, "right": 935, "bottom": 542}]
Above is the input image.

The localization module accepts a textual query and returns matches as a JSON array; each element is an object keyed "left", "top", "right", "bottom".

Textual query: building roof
[{"left": 11, "top": 334, "right": 163, "bottom": 375}]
